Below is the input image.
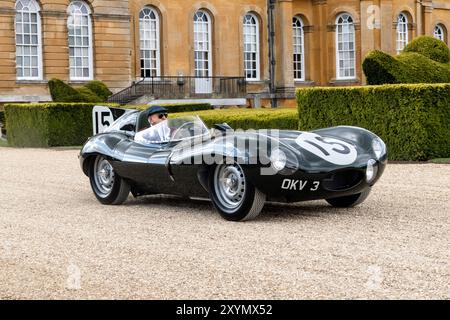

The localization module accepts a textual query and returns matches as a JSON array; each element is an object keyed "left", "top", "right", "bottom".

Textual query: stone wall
[{"left": 0, "top": 0, "right": 449, "bottom": 105}]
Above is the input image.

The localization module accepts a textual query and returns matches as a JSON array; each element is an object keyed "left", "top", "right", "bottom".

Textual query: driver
[{"left": 135, "top": 106, "right": 170, "bottom": 143}]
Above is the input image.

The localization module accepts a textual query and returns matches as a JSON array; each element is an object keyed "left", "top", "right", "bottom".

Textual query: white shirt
[{"left": 135, "top": 120, "right": 171, "bottom": 143}]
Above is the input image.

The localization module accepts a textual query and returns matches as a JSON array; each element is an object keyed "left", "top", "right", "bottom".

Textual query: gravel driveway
[{"left": 0, "top": 148, "right": 449, "bottom": 299}]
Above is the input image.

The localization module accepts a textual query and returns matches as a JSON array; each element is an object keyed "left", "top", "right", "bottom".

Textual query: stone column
[
  {"left": 0, "top": 6, "right": 17, "bottom": 95},
  {"left": 380, "top": 0, "right": 394, "bottom": 54},
  {"left": 274, "top": 0, "right": 295, "bottom": 99},
  {"left": 41, "top": 10, "right": 69, "bottom": 81},
  {"left": 360, "top": 0, "right": 377, "bottom": 81},
  {"left": 423, "top": 0, "right": 434, "bottom": 36},
  {"left": 312, "top": 0, "right": 327, "bottom": 85},
  {"left": 416, "top": 0, "right": 423, "bottom": 36}
]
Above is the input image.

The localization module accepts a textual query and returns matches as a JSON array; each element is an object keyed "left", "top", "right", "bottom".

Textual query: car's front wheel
[
  {"left": 89, "top": 155, "right": 130, "bottom": 205},
  {"left": 326, "top": 188, "right": 371, "bottom": 208},
  {"left": 209, "top": 163, "right": 266, "bottom": 221}
]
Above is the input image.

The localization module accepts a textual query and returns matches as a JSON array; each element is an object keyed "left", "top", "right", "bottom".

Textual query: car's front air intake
[{"left": 322, "top": 170, "right": 364, "bottom": 191}]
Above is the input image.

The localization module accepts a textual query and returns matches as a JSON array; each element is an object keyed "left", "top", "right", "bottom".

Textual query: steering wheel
[{"left": 171, "top": 121, "right": 198, "bottom": 140}]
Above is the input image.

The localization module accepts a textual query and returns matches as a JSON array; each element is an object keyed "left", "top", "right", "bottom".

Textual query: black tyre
[
  {"left": 89, "top": 155, "right": 130, "bottom": 205},
  {"left": 209, "top": 163, "right": 266, "bottom": 221},
  {"left": 326, "top": 188, "right": 371, "bottom": 208}
]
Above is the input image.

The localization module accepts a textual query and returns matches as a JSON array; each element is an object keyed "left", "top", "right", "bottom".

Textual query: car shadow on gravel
[{"left": 126, "top": 195, "right": 347, "bottom": 221}]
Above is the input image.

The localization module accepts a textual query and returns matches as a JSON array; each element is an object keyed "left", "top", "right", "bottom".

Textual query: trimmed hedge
[
  {"left": 363, "top": 36, "right": 450, "bottom": 85},
  {"left": 404, "top": 36, "right": 450, "bottom": 63},
  {"left": 48, "top": 79, "right": 111, "bottom": 102},
  {"left": 175, "top": 108, "right": 299, "bottom": 130},
  {"left": 76, "top": 87, "right": 103, "bottom": 103},
  {"left": 48, "top": 79, "right": 85, "bottom": 102},
  {"left": 84, "top": 80, "right": 112, "bottom": 101},
  {"left": 5, "top": 103, "right": 117, "bottom": 147},
  {"left": 363, "top": 50, "right": 450, "bottom": 85},
  {"left": 5, "top": 102, "right": 296, "bottom": 147},
  {"left": 125, "top": 103, "right": 214, "bottom": 113},
  {"left": 297, "top": 84, "right": 450, "bottom": 161}
]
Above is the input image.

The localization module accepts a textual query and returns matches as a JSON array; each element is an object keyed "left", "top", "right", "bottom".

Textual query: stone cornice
[
  {"left": 327, "top": 23, "right": 360, "bottom": 32},
  {"left": 312, "top": 0, "right": 327, "bottom": 6},
  {"left": 304, "top": 25, "right": 314, "bottom": 33},
  {"left": 93, "top": 13, "right": 131, "bottom": 21},
  {"left": 433, "top": 2, "right": 450, "bottom": 10},
  {"left": 41, "top": 10, "right": 67, "bottom": 18},
  {"left": 1, "top": 8, "right": 130, "bottom": 21},
  {"left": 392, "top": 22, "right": 417, "bottom": 30},
  {"left": 0, "top": 8, "right": 15, "bottom": 15}
]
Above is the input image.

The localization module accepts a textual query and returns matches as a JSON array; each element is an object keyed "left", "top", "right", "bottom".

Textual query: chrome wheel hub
[
  {"left": 93, "top": 157, "right": 115, "bottom": 197},
  {"left": 214, "top": 164, "right": 246, "bottom": 212}
]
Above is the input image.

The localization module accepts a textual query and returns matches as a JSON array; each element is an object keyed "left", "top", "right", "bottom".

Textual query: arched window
[
  {"left": 194, "top": 11, "right": 212, "bottom": 78},
  {"left": 243, "top": 13, "right": 260, "bottom": 81},
  {"left": 396, "top": 13, "right": 408, "bottom": 54},
  {"left": 293, "top": 16, "right": 305, "bottom": 81},
  {"left": 434, "top": 24, "right": 445, "bottom": 42},
  {"left": 140, "top": 7, "right": 160, "bottom": 78},
  {"left": 336, "top": 13, "right": 355, "bottom": 79},
  {"left": 68, "top": 1, "right": 93, "bottom": 80},
  {"left": 15, "top": 0, "right": 42, "bottom": 80}
]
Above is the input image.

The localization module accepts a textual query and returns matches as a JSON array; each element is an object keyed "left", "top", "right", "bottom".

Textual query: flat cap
[{"left": 146, "top": 105, "right": 168, "bottom": 117}]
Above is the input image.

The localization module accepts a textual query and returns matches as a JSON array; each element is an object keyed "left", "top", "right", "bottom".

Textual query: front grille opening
[{"left": 322, "top": 170, "right": 364, "bottom": 191}]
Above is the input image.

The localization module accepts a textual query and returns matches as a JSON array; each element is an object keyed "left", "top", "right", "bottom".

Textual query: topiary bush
[
  {"left": 362, "top": 51, "right": 399, "bottom": 84},
  {"left": 363, "top": 36, "right": 450, "bottom": 85},
  {"left": 48, "top": 79, "right": 112, "bottom": 102},
  {"left": 76, "top": 87, "right": 103, "bottom": 103},
  {"left": 297, "top": 84, "right": 450, "bottom": 161},
  {"left": 397, "top": 52, "right": 450, "bottom": 82},
  {"left": 403, "top": 36, "right": 450, "bottom": 63},
  {"left": 84, "top": 80, "right": 112, "bottom": 101},
  {"left": 48, "top": 78, "right": 85, "bottom": 102}
]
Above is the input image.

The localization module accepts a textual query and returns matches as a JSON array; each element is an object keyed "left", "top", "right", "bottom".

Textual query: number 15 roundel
[{"left": 295, "top": 132, "right": 357, "bottom": 165}]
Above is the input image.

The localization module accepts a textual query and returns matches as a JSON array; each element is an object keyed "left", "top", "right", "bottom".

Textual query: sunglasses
[{"left": 158, "top": 113, "right": 168, "bottom": 119}]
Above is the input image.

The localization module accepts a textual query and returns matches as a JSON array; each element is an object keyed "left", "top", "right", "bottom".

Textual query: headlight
[
  {"left": 366, "top": 159, "right": 378, "bottom": 183},
  {"left": 270, "top": 149, "right": 287, "bottom": 172},
  {"left": 372, "top": 138, "right": 385, "bottom": 159}
]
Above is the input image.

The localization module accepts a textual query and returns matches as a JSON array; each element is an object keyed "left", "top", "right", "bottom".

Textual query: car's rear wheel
[
  {"left": 89, "top": 155, "right": 130, "bottom": 205},
  {"left": 326, "top": 188, "right": 371, "bottom": 208},
  {"left": 209, "top": 163, "right": 266, "bottom": 221}
]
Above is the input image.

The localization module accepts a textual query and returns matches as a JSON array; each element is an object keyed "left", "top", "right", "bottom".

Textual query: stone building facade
[{"left": 0, "top": 0, "right": 449, "bottom": 106}]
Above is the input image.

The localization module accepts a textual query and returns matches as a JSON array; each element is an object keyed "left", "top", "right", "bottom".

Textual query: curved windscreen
[
  {"left": 134, "top": 115, "right": 210, "bottom": 144},
  {"left": 104, "top": 111, "right": 138, "bottom": 133},
  {"left": 169, "top": 116, "right": 210, "bottom": 142}
]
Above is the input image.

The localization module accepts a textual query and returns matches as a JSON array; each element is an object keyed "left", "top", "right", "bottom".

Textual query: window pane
[
  {"left": 243, "top": 14, "right": 259, "bottom": 80},
  {"left": 68, "top": 2, "right": 92, "bottom": 79},
  {"left": 193, "top": 11, "right": 211, "bottom": 77},
  {"left": 336, "top": 13, "right": 355, "bottom": 79},
  {"left": 396, "top": 14, "right": 409, "bottom": 53}
]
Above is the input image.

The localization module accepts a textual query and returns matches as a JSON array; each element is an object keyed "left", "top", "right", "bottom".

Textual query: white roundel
[{"left": 295, "top": 132, "right": 357, "bottom": 165}]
